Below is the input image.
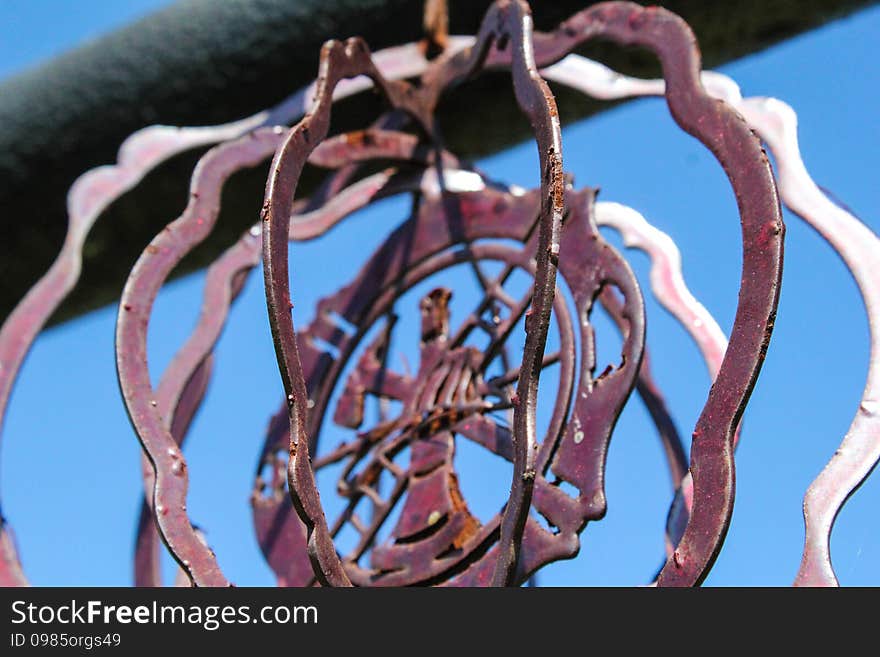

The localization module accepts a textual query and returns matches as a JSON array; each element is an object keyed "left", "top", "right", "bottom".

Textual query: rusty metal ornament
[
  {"left": 0, "top": 0, "right": 812, "bottom": 588},
  {"left": 255, "top": 179, "right": 645, "bottom": 586},
  {"left": 250, "top": 166, "right": 699, "bottom": 587}
]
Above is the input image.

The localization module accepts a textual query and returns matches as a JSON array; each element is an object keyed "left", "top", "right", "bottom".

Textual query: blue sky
[
  {"left": 1, "top": 2, "right": 878, "bottom": 586},
  {"left": 0, "top": 0, "right": 175, "bottom": 81}
]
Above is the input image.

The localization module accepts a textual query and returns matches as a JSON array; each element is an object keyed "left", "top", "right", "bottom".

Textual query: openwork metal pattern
[{"left": 0, "top": 0, "right": 875, "bottom": 587}]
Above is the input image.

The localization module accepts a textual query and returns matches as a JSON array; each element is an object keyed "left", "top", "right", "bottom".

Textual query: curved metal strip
[
  {"left": 416, "top": 0, "right": 566, "bottom": 587},
  {"left": 264, "top": 0, "right": 568, "bottom": 584},
  {"left": 135, "top": 354, "right": 215, "bottom": 586},
  {"left": 262, "top": 36, "right": 452, "bottom": 587},
  {"left": 730, "top": 98, "right": 880, "bottom": 587},
  {"left": 543, "top": 51, "right": 878, "bottom": 586},
  {"left": 694, "top": 77, "right": 880, "bottom": 586},
  {"left": 133, "top": 234, "right": 258, "bottom": 586},
  {"left": 499, "top": 2, "right": 785, "bottom": 586},
  {"left": 117, "top": 129, "right": 289, "bottom": 587}
]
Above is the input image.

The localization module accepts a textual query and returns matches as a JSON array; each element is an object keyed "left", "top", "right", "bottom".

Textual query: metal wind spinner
[{"left": 0, "top": 1, "right": 876, "bottom": 587}]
